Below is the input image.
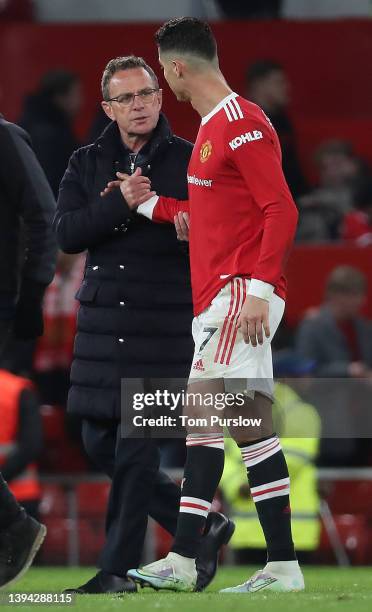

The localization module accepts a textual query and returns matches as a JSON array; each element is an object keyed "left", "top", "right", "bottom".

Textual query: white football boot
[
  {"left": 127, "top": 552, "right": 197, "bottom": 592},
  {"left": 220, "top": 560, "right": 305, "bottom": 593}
]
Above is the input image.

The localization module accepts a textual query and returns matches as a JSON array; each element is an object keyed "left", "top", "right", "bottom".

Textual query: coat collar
[{"left": 95, "top": 112, "right": 173, "bottom": 160}]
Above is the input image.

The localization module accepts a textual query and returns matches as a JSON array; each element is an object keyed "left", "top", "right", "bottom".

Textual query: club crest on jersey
[
  {"left": 229, "top": 130, "right": 263, "bottom": 150},
  {"left": 200, "top": 140, "right": 212, "bottom": 163}
]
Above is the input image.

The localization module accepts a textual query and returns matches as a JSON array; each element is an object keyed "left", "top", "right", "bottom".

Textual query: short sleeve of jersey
[{"left": 223, "top": 116, "right": 289, "bottom": 209}]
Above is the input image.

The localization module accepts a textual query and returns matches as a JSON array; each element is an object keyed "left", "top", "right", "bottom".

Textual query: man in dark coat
[
  {"left": 54, "top": 56, "right": 233, "bottom": 594},
  {"left": 0, "top": 113, "right": 56, "bottom": 587}
]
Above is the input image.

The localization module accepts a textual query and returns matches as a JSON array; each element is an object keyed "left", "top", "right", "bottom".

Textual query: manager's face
[{"left": 102, "top": 68, "right": 162, "bottom": 137}]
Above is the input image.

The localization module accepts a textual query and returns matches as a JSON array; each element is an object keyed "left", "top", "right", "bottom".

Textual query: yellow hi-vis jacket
[{"left": 220, "top": 383, "right": 321, "bottom": 551}]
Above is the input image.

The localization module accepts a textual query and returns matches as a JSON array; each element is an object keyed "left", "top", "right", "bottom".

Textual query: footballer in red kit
[
  {"left": 136, "top": 91, "right": 296, "bottom": 397},
  {"left": 139, "top": 92, "right": 297, "bottom": 316},
  {"left": 118, "top": 17, "right": 304, "bottom": 595}
]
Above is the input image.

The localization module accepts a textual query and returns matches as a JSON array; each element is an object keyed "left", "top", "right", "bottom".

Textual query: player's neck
[{"left": 189, "top": 72, "right": 233, "bottom": 120}]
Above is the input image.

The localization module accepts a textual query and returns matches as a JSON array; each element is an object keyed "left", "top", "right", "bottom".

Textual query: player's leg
[
  {"left": 127, "top": 378, "right": 228, "bottom": 591},
  {"left": 221, "top": 393, "right": 304, "bottom": 593},
  {"left": 219, "top": 285, "right": 303, "bottom": 592}
]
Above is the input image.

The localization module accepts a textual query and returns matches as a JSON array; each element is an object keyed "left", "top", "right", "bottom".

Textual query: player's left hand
[
  {"left": 237, "top": 295, "right": 270, "bottom": 347},
  {"left": 174, "top": 211, "right": 190, "bottom": 241}
]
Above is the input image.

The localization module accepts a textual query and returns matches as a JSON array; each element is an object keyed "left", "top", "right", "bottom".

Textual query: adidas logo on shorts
[{"left": 193, "top": 358, "right": 205, "bottom": 371}]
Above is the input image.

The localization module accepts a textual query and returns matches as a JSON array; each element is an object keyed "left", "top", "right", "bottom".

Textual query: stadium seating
[
  {"left": 326, "top": 481, "right": 372, "bottom": 518},
  {"left": 39, "top": 405, "right": 88, "bottom": 473},
  {"left": 318, "top": 514, "right": 370, "bottom": 565}
]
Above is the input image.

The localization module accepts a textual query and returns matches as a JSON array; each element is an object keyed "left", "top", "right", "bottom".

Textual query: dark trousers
[{"left": 81, "top": 419, "right": 181, "bottom": 576}]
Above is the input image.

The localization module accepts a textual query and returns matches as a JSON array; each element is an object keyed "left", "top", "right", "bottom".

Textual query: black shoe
[
  {"left": 195, "top": 512, "right": 235, "bottom": 592},
  {"left": 0, "top": 515, "right": 47, "bottom": 589},
  {"left": 64, "top": 571, "right": 137, "bottom": 594}
]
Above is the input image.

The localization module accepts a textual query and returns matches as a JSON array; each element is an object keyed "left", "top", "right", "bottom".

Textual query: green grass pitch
[{"left": 2, "top": 566, "right": 372, "bottom": 611}]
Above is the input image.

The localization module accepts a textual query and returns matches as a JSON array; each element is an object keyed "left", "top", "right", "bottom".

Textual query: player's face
[
  {"left": 101, "top": 68, "right": 162, "bottom": 136},
  {"left": 158, "top": 52, "right": 190, "bottom": 102}
]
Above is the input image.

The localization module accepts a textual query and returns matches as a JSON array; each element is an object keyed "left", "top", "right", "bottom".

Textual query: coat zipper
[{"left": 129, "top": 153, "right": 137, "bottom": 175}]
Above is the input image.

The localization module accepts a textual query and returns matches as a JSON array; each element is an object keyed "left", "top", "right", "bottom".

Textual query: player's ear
[
  {"left": 172, "top": 60, "right": 183, "bottom": 79},
  {"left": 101, "top": 100, "right": 115, "bottom": 121}
]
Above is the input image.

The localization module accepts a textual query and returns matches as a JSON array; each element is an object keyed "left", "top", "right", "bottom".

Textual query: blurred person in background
[
  {"left": 217, "top": 0, "right": 282, "bottom": 19},
  {"left": 0, "top": 111, "right": 56, "bottom": 587},
  {"left": 0, "top": 0, "right": 34, "bottom": 20},
  {"left": 221, "top": 351, "right": 320, "bottom": 565},
  {"left": 86, "top": 105, "right": 111, "bottom": 144},
  {"left": 246, "top": 59, "right": 307, "bottom": 197},
  {"left": 297, "top": 140, "right": 369, "bottom": 242},
  {"left": 295, "top": 266, "right": 372, "bottom": 378},
  {"left": 341, "top": 177, "right": 372, "bottom": 246},
  {"left": 19, "top": 69, "right": 82, "bottom": 197},
  {"left": 295, "top": 266, "right": 372, "bottom": 468},
  {"left": 0, "top": 368, "right": 43, "bottom": 521},
  {"left": 54, "top": 55, "right": 232, "bottom": 595}
]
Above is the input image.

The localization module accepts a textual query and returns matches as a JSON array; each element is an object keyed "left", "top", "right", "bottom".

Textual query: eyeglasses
[{"left": 106, "top": 88, "right": 160, "bottom": 107}]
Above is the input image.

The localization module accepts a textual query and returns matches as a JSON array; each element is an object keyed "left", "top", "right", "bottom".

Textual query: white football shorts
[{"left": 189, "top": 277, "right": 285, "bottom": 400}]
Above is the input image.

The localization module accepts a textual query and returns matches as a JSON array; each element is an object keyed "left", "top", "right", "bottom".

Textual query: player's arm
[
  {"left": 225, "top": 119, "right": 298, "bottom": 346},
  {"left": 120, "top": 168, "right": 190, "bottom": 223}
]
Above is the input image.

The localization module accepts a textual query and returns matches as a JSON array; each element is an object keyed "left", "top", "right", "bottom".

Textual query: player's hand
[
  {"left": 237, "top": 295, "right": 270, "bottom": 347},
  {"left": 118, "top": 167, "right": 156, "bottom": 209},
  {"left": 174, "top": 212, "right": 190, "bottom": 241}
]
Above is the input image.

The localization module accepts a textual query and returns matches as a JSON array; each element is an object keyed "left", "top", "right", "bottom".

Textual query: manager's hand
[
  {"left": 118, "top": 167, "right": 156, "bottom": 209},
  {"left": 100, "top": 178, "right": 127, "bottom": 197},
  {"left": 237, "top": 294, "right": 270, "bottom": 347}
]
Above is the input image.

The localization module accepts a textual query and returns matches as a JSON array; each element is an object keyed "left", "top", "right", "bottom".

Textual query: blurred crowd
[{"left": 13, "top": 62, "right": 372, "bottom": 247}]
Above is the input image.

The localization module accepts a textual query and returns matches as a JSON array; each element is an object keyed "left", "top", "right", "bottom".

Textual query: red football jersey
[{"left": 139, "top": 92, "right": 298, "bottom": 316}]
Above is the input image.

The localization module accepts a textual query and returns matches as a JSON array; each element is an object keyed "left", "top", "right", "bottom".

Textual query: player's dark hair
[
  {"left": 101, "top": 56, "right": 159, "bottom": 101},
  {"left": 246, "top": 60, "right": 283, "bottom": 86},
  {"left": 155, "top": 17, "right": 217, "bottom": 61}
]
